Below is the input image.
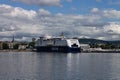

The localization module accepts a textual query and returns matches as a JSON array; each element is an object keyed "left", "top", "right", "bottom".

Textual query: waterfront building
[
  {"left": 18, "top": 44, "right": 28, "bottom": 50},
  {"left": 80, "top": 44, "right": 90, "bottom": 51}
]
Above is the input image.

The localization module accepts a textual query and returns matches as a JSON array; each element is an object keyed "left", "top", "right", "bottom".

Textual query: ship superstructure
[{"left": 35, "top": 35, "right": 81, "bottom": 52}]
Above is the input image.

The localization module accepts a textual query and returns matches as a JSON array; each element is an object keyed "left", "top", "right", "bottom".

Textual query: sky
[{"left": 1, "top": 0, "right": 120, "bottom": 41}]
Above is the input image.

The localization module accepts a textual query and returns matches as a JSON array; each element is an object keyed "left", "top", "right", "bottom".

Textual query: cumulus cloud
[
  {"left": 1, "top": 4, "right": 120, "bottom": 41},
  {"left": 91, "top": 8, "right": 99, "bottom": 13},
  {"left": 0, "top": 4, "right": 37, "bottom": 19},
  {"left": 11, "top": 0, "right": 62, "bottom": 6},
  {"left": 91, "top": 8, "right": 120, "bottom": 19},
  {"left": 38, "top": 9, "right": 51, "bottom": 16},
  {"left": 103, "top": 9, "right": 120, "bottom": 19},
  {"left": 104, "top": 22, "right": 120, "bottom": 34},
  {"left": 10, "top": 7, "right": 37, "bottom": 19}
]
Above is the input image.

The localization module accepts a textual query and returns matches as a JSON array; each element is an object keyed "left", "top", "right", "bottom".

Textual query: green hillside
[{"left": 79, "top": 38, "right": 120, "bottom": 45}]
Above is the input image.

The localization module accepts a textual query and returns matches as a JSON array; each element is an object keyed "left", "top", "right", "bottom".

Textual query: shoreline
[
  {"left": 0, "top": 49, "right": 120, "bottom": 53},
  {"left": 82, "top": 51, "right": 120, "bottom": 53},
  {"left": 0, "top": 50, "right": 33, "bottom": 52}
]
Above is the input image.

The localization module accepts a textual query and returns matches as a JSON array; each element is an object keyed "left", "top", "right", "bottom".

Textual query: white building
[
  {"left": 18, "top": 44, "right": 28, "bottom": 50},
  {"left": 80, "top": 44, "right": 90, "bottom": 51}
]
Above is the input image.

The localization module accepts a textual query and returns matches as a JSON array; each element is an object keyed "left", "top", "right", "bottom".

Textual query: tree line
[
  {"left": 1, "top": 42, "right": 35, "bottom": 50},
  {"left": 90, "top": 43, "right": 120, "bottom": 49}
]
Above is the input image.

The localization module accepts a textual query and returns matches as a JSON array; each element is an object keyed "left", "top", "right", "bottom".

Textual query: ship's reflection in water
[{"left": 0, "top": 52, "right": 120, "bottom": 80}]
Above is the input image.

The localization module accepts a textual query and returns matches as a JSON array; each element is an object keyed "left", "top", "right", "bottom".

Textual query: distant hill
[{"left": 79, "top": 38, "right": 120, "bottom": 45}]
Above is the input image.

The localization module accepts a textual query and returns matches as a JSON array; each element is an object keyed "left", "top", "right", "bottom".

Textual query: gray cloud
[
  {"left": 11, "top": 0, "right": 62, "bottom": 6},
  {"left": 1, "top": 4, "right": 120, "bottom": 41},
  {"left": 0, "top": 23, "right": 20, "bottom": 32}
]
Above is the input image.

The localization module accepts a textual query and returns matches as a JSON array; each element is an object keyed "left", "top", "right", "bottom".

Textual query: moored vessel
[{"left": 35, "top": 35, "right": 81, "bottom": 52}]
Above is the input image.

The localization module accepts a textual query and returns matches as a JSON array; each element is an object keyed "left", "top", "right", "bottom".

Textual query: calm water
[{"left": 0, "top": 52, "right": 120, "bottom": 80}]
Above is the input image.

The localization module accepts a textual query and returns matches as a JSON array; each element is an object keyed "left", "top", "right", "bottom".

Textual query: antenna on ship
[{"left": 60, "top": 32, "right": 65, "bottom": 38}]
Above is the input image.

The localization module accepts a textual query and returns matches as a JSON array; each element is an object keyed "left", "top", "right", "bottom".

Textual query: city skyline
[{"left": 0, "top": 0, "right": 120, "bottom": 41}]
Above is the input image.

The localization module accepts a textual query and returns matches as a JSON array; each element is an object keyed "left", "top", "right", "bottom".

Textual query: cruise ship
[{"left": 35, "top": 35, "right": 81, "bottom": 52}]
